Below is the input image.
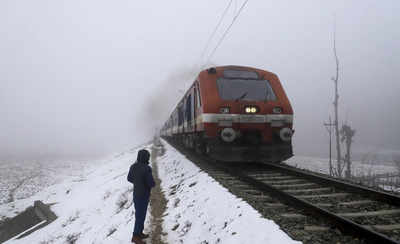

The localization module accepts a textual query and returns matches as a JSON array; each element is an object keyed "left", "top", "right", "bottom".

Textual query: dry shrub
[{"left": 65, "top": 233, "right": 80, "bottom": 244}]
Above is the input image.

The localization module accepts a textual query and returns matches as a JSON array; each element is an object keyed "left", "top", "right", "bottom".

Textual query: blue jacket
[{"left": 127, "top": 161, "right": 155, "bottom": 198}]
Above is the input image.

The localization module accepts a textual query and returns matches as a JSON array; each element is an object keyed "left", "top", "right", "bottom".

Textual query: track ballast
[{"left": 165, "top": 139, "right": 400, "bottom": 244}]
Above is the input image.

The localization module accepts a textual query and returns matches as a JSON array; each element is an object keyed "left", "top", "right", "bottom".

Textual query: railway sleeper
[
  {"left": 282, "top": 210, "right": 400, "bottom": 229},
  {"left": 280, "top": 213, "right": 332, "bottom": 221},
  {"left": 264, "top": 203, "right": 287, "bottom": 209},
  {"left": 273, "top": 182, "right": 317, "bottom": 189},
  {"left": 304, "top": 225, "right": 331, "bottom": 232},
  {"left": 281, "top": 213, "right": 306, "bottom": 219},
  {"left": 253, "top": 175, "right": 295, "bottom": 181},
  {"left": 282, "top": 203, "right": 333, "bottom": 208},
  {"left": 284, "top": 187, "right": 332, "bottom": 194},
  {"left": 338, "top": 209, "right": 400, "bottom": 218},
  {"left": 243, "top": 189, "right": 264, "bottom": 195},
  {"left": 338, "top": 200, "right": 375, "bottom": 206},
  {"left": 251, "top": 195, "right": 273, "bottom": 201},
  {"left": 315, "top": 203, "right": 334, "bottom": 208},
  {"left": 365, "top": 224, "right": 400, "bottom": 231},
  {"left": 262, "top": 179, "right": 306, "bottom": 185},
  {"left": 247, "top": 172, "right": 283, "bottom": 178},
  {"left": 297, "top": 193, "right": 350, "bottom": 199}
]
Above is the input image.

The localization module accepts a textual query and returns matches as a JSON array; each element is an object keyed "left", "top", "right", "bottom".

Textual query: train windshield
[{"left": 216, "top": 78, "right": 277, "bottom": 101}]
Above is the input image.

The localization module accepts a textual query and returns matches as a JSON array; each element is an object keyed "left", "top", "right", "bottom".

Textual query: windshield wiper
[{"left": 235, "top": 92, "right": 248, "bottom": 102}]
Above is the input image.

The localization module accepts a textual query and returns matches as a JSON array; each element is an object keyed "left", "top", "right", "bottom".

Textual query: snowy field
[
  {"left": 0, "top": 158, "right": 107, "bottom": 205},
  {"left": 0, "top": 142, "right": 301, "bottom": 244},
  {"left": 284, "top": 155, "right": 397, "bottom": 177}
]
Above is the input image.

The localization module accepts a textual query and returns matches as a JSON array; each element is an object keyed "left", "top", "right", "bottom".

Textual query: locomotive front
[{"left": 198, "top": 66, "right": 294, "bottom": 162}]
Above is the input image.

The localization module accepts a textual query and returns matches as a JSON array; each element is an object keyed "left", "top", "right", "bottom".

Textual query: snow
[
  {"left": 1, "top": 142, "right": 300, "bottom": 244},
  {"left": 1, "top": 149, "right": 151, "bottom": 244},
  {"left": 0, "top": 158, "right": 106, "bottom": 205},
  {"left": 284, "top": 155, "right": 397, "bottom": 176},
  {"left": 158, "top": 141, "right": 300, "bottom": 244}
]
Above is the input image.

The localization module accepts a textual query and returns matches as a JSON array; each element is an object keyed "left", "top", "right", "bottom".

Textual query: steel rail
[
  {"left": 219, "top": 164, "right": 400, "bottom": 244},
  {"left": 261, "top": 162, "right": 400, "bottom": 207}
]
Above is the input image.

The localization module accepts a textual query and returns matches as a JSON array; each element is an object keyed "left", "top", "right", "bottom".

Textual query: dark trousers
[{"left": 133, "top": 194, "right": 150, "bottom": 235}]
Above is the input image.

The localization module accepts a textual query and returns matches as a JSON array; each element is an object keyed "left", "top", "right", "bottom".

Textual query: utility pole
[{"left": 324, "top": 116, "right": 335, "bottom": 176}]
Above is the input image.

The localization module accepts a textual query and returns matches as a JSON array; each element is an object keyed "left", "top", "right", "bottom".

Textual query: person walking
[{"left": 127, "top": 149, "right": 155, "bottom": 244}]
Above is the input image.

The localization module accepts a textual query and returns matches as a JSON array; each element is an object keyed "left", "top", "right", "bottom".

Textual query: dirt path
[{"left": 149, "top": 143, "right": 168, "bottom": 244}]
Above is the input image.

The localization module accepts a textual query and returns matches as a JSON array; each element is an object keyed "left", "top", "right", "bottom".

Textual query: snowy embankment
[
  {"left": 2, "top": 141, "right": 300, "bottom": 244},
  {"left": 158, "top": 141, "right": 300, "bottom": 244},
  {"left": 1, "top": 148, "right": 151, "bottom": 244}
]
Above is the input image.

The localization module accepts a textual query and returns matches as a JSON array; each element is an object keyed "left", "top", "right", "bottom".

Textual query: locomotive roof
[{"left": 200, "top": 65, "right": 277, "bottom": 77}]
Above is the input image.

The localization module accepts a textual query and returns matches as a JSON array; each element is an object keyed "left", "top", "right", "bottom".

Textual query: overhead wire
[
  {"left": 204, "top": 0, "right": 250, "bottom": 68},
  {"left": 199, "top": 0, "right": 234, "bottom": 62}
]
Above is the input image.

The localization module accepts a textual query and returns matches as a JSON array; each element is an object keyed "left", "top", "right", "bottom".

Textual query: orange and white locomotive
[{"left": 161, "top": 65, "right": 294, "bottom": 162}]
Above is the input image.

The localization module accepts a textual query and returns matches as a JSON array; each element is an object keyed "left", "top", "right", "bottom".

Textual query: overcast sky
[{"left": 1, "top": 0, "right": 399, "bottom": 160}]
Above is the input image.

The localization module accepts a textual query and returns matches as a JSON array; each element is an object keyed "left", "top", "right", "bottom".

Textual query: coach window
[
  {"left": 196, "top": 84, "right": 202, "bottom": 108},
  {"left": 178, "top": 105, "right": 184, "bottom": 125},
  {"left": 186, "top": 94, "right": 192, "bottom": 121}
]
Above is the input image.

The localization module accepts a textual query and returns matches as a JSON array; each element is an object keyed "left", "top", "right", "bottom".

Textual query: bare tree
[
  {"left": 331, "top": 20, "right": 344, "bottom": 177},
  {"left": 361, "top": 152, "right": 378, "bottom": 165},
  {"left": 393, "top": 154, "right": 400, "bottom": 174},
  {"left": 340, "top": 123, "right": 356, "bottom": 178}
]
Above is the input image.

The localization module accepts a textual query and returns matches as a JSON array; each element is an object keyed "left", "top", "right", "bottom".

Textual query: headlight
[
  {"left": 220, "top": 107, "right": 230, "bottom": 114},
  {"left": 221, "top": 128, "right": 236, "bottom": 142},
  {"left": 273, "top": 107, "right": 282, "bottom": 114},
  {"left": 244, "top": 106, "right": 259, "bottom": 114},
  {"left": 279, "top": 128, "right": 293, "bottom": 142}
]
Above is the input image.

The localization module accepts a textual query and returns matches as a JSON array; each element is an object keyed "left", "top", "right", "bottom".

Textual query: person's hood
[{"left": 137, "top": 149, "right": 150, "bottom": 164}]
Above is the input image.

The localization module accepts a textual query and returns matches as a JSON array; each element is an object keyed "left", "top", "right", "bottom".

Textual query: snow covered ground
[
  {"left": 1, "top": 148, "right": 151, "bottom": 244},
  {"left": 284, "top": 155, "right": 397, "bottom": 177},
  {"left": 0, "top": 158, "right": 106, "bottom": 205},
  {"left": 1, "top": 142, "right": 301, "bottom": 244},
  {"left": 157, "top": 141, "right": 300, "bottom": 244}
]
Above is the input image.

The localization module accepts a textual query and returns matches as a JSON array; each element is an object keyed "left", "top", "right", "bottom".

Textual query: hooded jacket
[{"left": 127, "top": 150, "right": 155, "bottom": 198}]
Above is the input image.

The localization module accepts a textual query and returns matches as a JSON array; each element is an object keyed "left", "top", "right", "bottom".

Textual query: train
[{"left": 160, "top": 65, "right": 294, "bottom": 162}]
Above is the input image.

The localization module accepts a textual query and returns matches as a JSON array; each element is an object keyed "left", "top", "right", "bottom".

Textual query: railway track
[
  {"left": 222, "top": 162, "right": 400, "bottom": 244},
  {"left": 165, "top": 140, "right": 400, "bottom": 244}
]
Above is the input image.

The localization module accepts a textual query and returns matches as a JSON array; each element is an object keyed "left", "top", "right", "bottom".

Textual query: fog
[{"left": 1, "top": 0, "right": 399, "bottom": 160}]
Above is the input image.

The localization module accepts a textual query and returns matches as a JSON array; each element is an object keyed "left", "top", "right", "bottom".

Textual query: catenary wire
[
  {"left": 199, "top": 0, "right": 234, "bottom": 62},
  {"left": 204, "top": 0, "right": 250, "bottom": 68}
]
